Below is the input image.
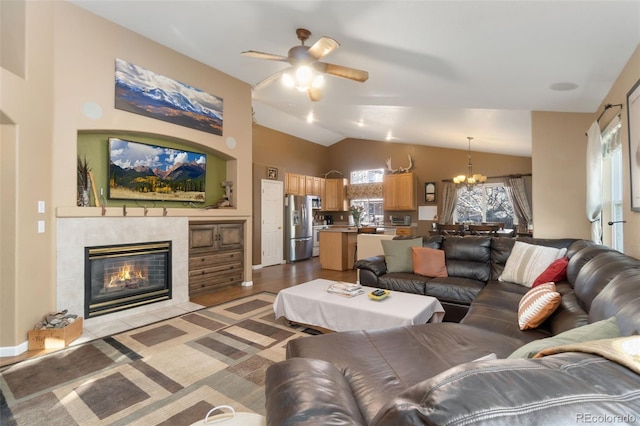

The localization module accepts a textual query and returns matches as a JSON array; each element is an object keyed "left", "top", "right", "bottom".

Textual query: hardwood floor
[
  {"left": 191, "top": 257, "right": 357, "bottom": 306},
  {"left": 1, "top": 258, "right": 355, "bottom": 366}
]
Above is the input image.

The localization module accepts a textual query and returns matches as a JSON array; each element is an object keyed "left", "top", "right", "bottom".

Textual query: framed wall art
[
  {"left": 267, "top": 166, "right": 278, "bottom": 180},
  {"left": 115, "top": 58, "right": 223, "bottom": 136},
  {"left": 627, "top": 78, "right": 640, "bottom": 211},
  {"left": 425, "top": 182, "right": 436, "bottom": 203}
]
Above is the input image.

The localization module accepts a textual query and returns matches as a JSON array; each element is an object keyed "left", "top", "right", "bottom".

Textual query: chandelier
[{"left": 453, "top": 137, "right": 487, "bottom": 189}]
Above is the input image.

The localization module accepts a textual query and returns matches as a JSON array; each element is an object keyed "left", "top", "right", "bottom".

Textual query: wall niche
[{"left": 77, "top": 131, "right": 229, "bottom": 208}]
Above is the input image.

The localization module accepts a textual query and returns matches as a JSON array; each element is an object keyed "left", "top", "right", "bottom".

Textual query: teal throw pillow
[
  {"left": 507, "top": 316, "right": 620, "bottom": 359},
  {"left": 381, "top": 238, "right": 423, "bottom": 273}
]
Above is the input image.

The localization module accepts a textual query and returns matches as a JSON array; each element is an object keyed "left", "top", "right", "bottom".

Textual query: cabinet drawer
[
  {"left": 189, "top": 270, "right": 244, "bottom": 293},
  {"left": 189, "top": 260, "right": 243, "bottom": 278},
  {"left": 189, "top": 250, "right": 243, "bottom": 268}
]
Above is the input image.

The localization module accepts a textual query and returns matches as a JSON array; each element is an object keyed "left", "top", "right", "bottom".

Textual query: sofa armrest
[
  {"left": 265, "top": 358, "right": 366, "bottom": 426},
  {"left": 354, "top": 255, "right": 387, "bottom": 276}
]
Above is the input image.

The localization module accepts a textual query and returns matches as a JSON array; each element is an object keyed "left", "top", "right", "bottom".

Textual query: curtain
[
  {"left": 602, "top": 115, "right": 622, "bottom": 157},
  {"left": 504, "top": 177, "right": 533, "bottom": 231},
  {"left": 346, "top": 182, "right": 383, "bottom": 199},
  {"left": 439, "top": 182, "right": 457, "bottom": 224},
  {"left": 586, "top": 120, "right": 603, "bottom": 244}
]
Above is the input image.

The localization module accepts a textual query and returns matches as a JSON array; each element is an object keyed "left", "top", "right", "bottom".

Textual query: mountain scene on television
[
  {"left": 115, "top": 58, "right": 223, "bottom": 136},
  {"left": 109, "top": 138, "right": 206, "bottom": 203}
]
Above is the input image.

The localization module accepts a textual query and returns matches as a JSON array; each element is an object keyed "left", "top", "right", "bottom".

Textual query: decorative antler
[
  {"left": 385, "top": 158, "right": 398, "bottom": 174},
  {"left": 398, "top": 155, "right": 413, "bottom": 173}
]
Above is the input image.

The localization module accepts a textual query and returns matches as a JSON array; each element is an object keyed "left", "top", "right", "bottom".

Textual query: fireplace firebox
[{"left": 85, "top": 241, "right": 171, "bottom": 318}]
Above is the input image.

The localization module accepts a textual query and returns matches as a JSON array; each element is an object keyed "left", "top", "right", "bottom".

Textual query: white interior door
[{"left": 261, "top": 179, "right": 284, "bottom": 267}]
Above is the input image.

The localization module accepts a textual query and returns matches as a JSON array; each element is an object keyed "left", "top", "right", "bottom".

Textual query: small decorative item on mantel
[
  {"left": 350, "top": 204, "right": 365, "bottom": 227},
  {"left": 77, "top": 155, "right": 91, "bottom": 207}
]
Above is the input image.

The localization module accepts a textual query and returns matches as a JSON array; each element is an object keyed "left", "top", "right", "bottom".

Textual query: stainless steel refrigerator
[{"left": 285, "top": 194, "right": 313, "bottom": 262}]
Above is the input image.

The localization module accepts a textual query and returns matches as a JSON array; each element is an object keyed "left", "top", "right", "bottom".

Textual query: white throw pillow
[{"left": 500, "top": 241, "right": 566, "bottom": 287}]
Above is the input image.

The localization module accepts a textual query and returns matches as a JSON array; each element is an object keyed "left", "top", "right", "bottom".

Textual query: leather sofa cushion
[
  {"left": 461, "top": 282, "right": 551, "bottom": 342},
  {"left": 371, "top": 352, "right": 640, "bottom": 426},
  {"left": 378, "top": 273, "right": 427, "bottom": 294},
  {"left": 443, "top": 236, "right": 491, "bottom": 281},
  {"left": 573, "top": 250, "right": 640, "bottom": 312},
  {"left": 547, "top": 282, "right": 589, "bottom": 335},
  {"left": 286, "top": 323, "right": 524, "bottom": 425},
  {"left": 425, "top": 277, "right": 484, "bottom": 304},
  {"left": 566, "top": 245, "right": 614, "bottom": 286},
  {"left": 590, "top": 269, "right": 640, "bottom": 336}
]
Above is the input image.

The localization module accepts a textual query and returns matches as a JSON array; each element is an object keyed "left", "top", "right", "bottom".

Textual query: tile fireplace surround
[{"left": 57, "top": 217, "right": 191, "bottom": 330}]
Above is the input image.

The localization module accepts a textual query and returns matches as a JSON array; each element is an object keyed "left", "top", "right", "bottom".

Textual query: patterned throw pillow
[
  {"left": 412, "top": 246, "right": 448, "bottom": 277},
  {"left": 518, "top": 282, "right": 561, "bottom": 330},
  {"left": 500, "top": 241, "right": 567, "bottom": 287}
]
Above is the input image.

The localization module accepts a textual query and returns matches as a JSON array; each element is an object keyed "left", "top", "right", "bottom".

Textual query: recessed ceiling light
[
  {"left": 550, "top": 82, "right": 579, "bottom": 91},
  {"left": 386, "top": 131, "right": 393, "bottom": 141},
  {"left": 357, "top": 119, "right": 364, "bottom": 127},
  {"left": 306, "top": 112, "right": 314, "bottom": 123}
]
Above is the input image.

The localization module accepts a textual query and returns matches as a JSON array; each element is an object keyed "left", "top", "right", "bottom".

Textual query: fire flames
[{"left": 106, "top": 263, "right": 148, "bottom": 290}]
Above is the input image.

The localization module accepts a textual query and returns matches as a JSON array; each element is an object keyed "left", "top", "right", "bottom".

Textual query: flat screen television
[{"left": 108, "top": 137, "right": 206, "bottom": 203}]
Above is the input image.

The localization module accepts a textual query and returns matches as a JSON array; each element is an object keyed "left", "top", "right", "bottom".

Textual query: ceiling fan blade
[
  {"left": 308, "top": 87, "right": 323, "bottom": 102},
  {"left": 314, "top": 62, "right": 369, "bottom": 82},
  {"left": 306, "top": 36, "right": 339, "bottom": 60},
  {"left": 241, "top": 50, "right": 290, "bottom": 62}
]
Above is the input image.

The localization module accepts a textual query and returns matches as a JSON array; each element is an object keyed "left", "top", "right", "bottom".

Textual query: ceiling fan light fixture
[
  {"left": 295, "top": 65, "right": 313, "bottom": 86},
  {"left": 311, "top": 74, "right": 324, "bottom": 89},
  {"left": 282, "top": 72, "right": 295, "bottom": 88}
]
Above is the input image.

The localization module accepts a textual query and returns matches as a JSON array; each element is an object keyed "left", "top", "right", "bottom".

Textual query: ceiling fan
[{"left": 241, "top": 28, "right": 369, "bottom": 101}]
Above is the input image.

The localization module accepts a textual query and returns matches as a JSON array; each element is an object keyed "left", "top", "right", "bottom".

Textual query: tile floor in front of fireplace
[{"left": 75, "top": 301, "right": 205, "bottom": 346}]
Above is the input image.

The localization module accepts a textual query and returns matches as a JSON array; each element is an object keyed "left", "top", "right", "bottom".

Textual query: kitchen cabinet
[
  {"left": 319, "top": 229, "right": 357, "bottom": 271},
  {"left": 285, "top": 173, "right": 306, "bottom": 195},
  {"left": 305, "top": 176, "right": 314, "bottom": 195},
  {"left": 323, "top": 178, "right": 348, "bottom": 211},
  {"left": 189, "top": 222, "right": 244, "bottom": 295},
  {"left": 383, "top": 173, "right": 416, "bottom": 211},
  {"left": 285, "top": 173, "right": 324, "bottom": 196}
]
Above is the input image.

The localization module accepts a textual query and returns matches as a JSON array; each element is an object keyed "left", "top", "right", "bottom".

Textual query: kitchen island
[{"left": 318, "top": 228, "right": 358, "bottom": 271}]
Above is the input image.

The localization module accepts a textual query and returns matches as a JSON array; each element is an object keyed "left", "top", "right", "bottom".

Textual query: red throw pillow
[{"left": 532, "top": 257, "right": 569, "bottom": 287}]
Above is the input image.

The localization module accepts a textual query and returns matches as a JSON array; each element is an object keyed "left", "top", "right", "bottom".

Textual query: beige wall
[
  {"left": 1, "top": 1, "right": 55, "bottom": 349},
  {"left": 1, "top": 2, "right": 253, "bottom": 349},
  {"left": 531, "top": 43, "right": 640, "bottom": 258},
  {"left": 531, "top": 112, "right": 594, "bottom": 240},
  {"left": 597, "top": 44, "right": 640, "bottom": 257}
]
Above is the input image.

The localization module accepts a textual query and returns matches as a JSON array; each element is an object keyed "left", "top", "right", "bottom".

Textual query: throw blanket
[{"left": 534, "top": 335, "right": 640, "bottom": 375}]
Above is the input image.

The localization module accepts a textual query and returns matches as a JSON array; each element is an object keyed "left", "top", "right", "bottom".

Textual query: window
[
  {"left": 349, "top": 169, "right": 384, "bottom": 225},
  {"left": 454, "top": 183, "right": 517, "bottom": 229},
  {"left": 602, "top": 115, "right": 623, "bottom": 251}
]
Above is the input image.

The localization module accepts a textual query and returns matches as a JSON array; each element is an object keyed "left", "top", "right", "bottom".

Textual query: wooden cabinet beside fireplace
[{"left": 189, "top": 222, "right": 244, "bottom": 295}]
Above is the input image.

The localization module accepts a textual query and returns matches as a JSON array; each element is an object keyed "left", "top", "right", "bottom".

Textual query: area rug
[{"left": 0, "top": 293, "right": 317, "bottom": 425}]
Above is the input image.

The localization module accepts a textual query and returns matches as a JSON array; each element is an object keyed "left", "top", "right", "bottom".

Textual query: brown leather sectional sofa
[{"left": 264, "top": 237, "right": 640, "bottom": 425}]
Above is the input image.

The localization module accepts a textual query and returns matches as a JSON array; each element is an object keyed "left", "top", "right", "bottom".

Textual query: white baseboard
[
  {"left": 0, "top": 340, "right": 28, "bottom": 357},
  {"left": 252, "top": 264, "right": 263, "bottom": 270},
  {"left": 241, "top": 281, "right": 254, "bottom": 287}
]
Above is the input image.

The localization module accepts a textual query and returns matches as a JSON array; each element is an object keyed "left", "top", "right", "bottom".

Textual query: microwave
[
  {"left": 311, "top": 197, "right": 322, "bottom": 209},
  {"left": 391, "top": 215, "right": 411, "bottom": 225}
]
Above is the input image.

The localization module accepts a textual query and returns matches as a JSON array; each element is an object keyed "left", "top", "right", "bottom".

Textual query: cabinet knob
[
  {"left": 201, "top": 271, "right": 205, "bottom": 275},
  {"left": 200, "top": 258, "right": 205, "bottom": 262}
]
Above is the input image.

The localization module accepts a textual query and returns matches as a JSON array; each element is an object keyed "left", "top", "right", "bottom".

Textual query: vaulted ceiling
[{"left": 71, "top": 0, "right": 640, "bottom": 156}]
